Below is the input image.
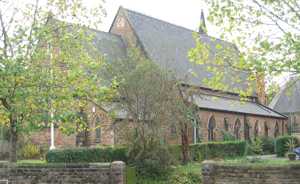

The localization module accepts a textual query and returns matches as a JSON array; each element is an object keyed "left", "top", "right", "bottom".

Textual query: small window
[{"left": 264, "top": 121, "right": 269, "bottom": 137}]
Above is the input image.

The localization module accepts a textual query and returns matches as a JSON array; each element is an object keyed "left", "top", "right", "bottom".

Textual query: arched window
[
  {"left": 285, "top": 123, "right": 289, "bottom": 135},
  {"left": 264, "top": 121, "right": 269, "bottom": 137},
  {"left": 281, "top": 121, "right": 285, "bottom": 135},
  {"left": 170, "top": 124, "right": 177, "bottom": 136},
  {"left": 234, "top": 118, "right": 241, "bottom": 139},
  {"left": 224, "top": 118, "right": 229, "bottom": 131},
  {"left": 244, "top": 121, "right": 250, "bottom": 140},
  {"left": 95, "top": 116, "right": 101, "bottom": 143},
  {"left": 254, "top": 121, "right": 259, "bottom": 138},
  {"left": 208, "top": 116, "right": 216, "bottom": 141},
  {"left": 274, "top": 121, "right": 280, "bottom": 138},
  {"left": 193, "top": 120, "right": 201, "bottom": 143}
]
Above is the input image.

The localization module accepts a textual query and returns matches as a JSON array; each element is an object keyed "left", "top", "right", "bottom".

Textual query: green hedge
[
  {"left": 168, "top": 145, "right": 182, "bottom": 162},
  {"left": 261, "top": 137, "right": 275, "bottom": 154},
  {"left": 190, "top": 141, "right": 246, "bottom": 161},
  {"left": 46, "top": 147, "right": 128, "bottom": 163},
  {"left": 275, "top": 136, "right": 298, "bottom": 157}
]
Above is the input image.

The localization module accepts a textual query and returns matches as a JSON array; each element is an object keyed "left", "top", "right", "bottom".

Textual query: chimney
[{"left": 199, "top": 10, "right": 207, "bottom": 34}]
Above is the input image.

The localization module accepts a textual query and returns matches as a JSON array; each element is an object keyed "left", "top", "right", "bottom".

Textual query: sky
[{"left": 98, "top": 0, "right": 214, "bottom": 35}]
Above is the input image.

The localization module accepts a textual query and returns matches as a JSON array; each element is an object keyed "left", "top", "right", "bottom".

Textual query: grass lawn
[
  {"left": 17, "top": 160, "right": 46, "bottom": 164},
  {"left": 126, "top": 162, "right": 202, "bottom": 184}
]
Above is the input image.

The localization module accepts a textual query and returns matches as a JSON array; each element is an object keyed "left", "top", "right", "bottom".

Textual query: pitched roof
[
  {"left": 90, "top": 29, "right": 127, "bottom": 61},
  {"left": 193, "top": 94, "right": 286, "bottom": 118},
  {"left": 269, "top": 78, "right": 300, "bottom": 114},
  {"left": 118, "top": 8, "right": 252, "bottom": 94}
]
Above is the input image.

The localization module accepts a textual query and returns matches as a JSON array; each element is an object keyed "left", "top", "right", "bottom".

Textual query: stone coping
[
  {"left": 202, "top": 160, "right": 300, "bottom": 169},
  {"left": 0, "top": 161, "right": 111, "bottom": 168}
]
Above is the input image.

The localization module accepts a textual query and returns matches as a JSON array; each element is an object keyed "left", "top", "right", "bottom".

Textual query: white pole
[
  {"left": 193, "top": 126, "right": 197, "bottom": 144},
  {"left": 49, "top": 43, "right": 55, "bottom": 150},
  {"left": 50, "top": 112, "right": 55, "bottom": 150}
]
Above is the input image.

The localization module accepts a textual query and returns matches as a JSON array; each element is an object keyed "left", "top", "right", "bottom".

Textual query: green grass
[{"left": 126, "top": 162, "right": 202, "bottom": 184}]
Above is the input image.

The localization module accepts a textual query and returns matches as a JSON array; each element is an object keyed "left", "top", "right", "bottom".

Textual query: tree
[
  {"left": 189, "top": 1, "right": 300, "bottom": 103},
  {"left": 104, "top": 48, "right": 197, "bottom": 164},
  {"left": 0, "top": 0, "right": 108, "bottom": 162},
  {"left": 203, "top": 0, "right": 300, "bottom": 78}
]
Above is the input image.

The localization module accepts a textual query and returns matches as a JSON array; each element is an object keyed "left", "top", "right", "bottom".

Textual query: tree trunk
[
  {"left": 181, "top": 123, "right": 189, "bottom": 164},
  {"left": 9, "top": 114, "right": 17, "bottom": 163}
]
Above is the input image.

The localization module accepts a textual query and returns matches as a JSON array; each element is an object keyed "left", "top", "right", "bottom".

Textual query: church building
[{"left": 30, "top": 7, "right": 288, "bottom": 148}]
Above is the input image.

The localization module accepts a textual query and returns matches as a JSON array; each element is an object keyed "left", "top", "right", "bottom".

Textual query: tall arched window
[
  {"left": 274, "top": 121, "right": 280, "bottom": 138},
  {"left": 95, "top": 116, "right": 101, "bottom": 143},
  {"left": 264, "top": 121, "right": 269, "bottom": 137},
  {"left": 193, "top": 120, "right": 201, "bottom": 143},
  {"left": 254, "top": 121, "right": 259, "bottom": 138},
  {"left": 244, "top": 121, "right": 250, "bottom": 140},
  {"left": 224, "top": 118, "right": 229, "bottom": 131},
  {"left": 281, "top": 121, "right": 285, "bottom": 135},
  {"left": 208, "top": 116, "right": 216, "bottom": 141},
  {"left": 170, "top": 124, "right": 177, "bottom": 136},
  {"left": 234, "top": 118, "right": 241, "bottom": 139}
]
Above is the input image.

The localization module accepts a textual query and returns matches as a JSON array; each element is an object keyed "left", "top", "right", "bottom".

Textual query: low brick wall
[
  {"left": 202, "top": 161, "right": 300, "bottom": 184},
  {"left": 0, "top": 161, "right": 125, "bottom": 184}
]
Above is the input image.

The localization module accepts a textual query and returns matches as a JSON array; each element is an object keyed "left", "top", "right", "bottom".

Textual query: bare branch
[
  {"left": 282, "top": 0, "right": 300, "bottom": 20},
  {"left": 25, "top": 0, "right": 39, "bottom": 59},
  {"left": 252, "top": 0, "right": 300, "bottom": 32}
]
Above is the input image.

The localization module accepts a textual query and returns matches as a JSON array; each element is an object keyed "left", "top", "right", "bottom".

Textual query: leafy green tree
[
  {"left": 0, "top": 0, "right": 108, "bottom": 162},
  {"left": 202, "top": 0, "right": 300, "bottom": 78},
  {"left": 104, "top": 48, "right": 196, "bottom": 164},
  {"left": 189, "top": 1, "right": 300, "bottom": 104}
]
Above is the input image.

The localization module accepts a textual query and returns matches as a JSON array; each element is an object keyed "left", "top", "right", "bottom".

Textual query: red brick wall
[{"left": 30, "top": 129, "right": 76, "bottom": 148}]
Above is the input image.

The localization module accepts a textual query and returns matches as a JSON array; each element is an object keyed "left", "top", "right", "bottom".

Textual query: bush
[
  {"left": 168, "top": 144, "right": 182, "bottom": 163},
  {"left": 190, "top": 141, "right": 246, "bottom": 161},
  {"left": 21, "top": 143, "right": 41, "bottom": 159},
  {"left": 261, "top": 137, "right": 275, "bottom": 154},
  {"left": 222, "top": 131, "right": 236, "bottom": 141},
  {"left": 168, "top": 172, "right": 201, "bottom": 184},
  {"left": 275, "top": 136, "right": 298, "bottom": 157},
  {"left": 247, "top": 138, "right": 263, "bottom": 155},
  {"left": 130, "top": 144, "right": 173, "bottom": 178},
  {"left": 46, "top": 147, "right": 128, "bottom": 163}
]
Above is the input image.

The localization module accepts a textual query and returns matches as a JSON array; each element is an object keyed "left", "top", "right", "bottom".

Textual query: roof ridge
[{"left": 122, "top": 7, "right": 229, "bottom": 44}]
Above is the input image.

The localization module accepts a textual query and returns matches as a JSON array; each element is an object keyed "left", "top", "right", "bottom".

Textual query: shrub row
[
  {"left": 46, "top": 147, "right": 128, "bottom": 163},
  {"left": 46, "top": 141, "right": 247, "bottom": 163},
  {"left": 275, "top": 136, "right": 298, "bottom": 157},
  {"left": 190, "top": 141, "right": 246, "bottom": 161}
]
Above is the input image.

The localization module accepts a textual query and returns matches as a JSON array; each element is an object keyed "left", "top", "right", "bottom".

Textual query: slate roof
[
  {"left": 269, "top": 78, "right": 300, "bottom": 114},
  {"left": 90, "top": 29, "right": 127, "bottom": 61},
  {"left": 120, "top": 8, "right": 251, "bottom": 93},
  {"left": 193, "top": 94, "right": 286, "bottom": 118}
]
